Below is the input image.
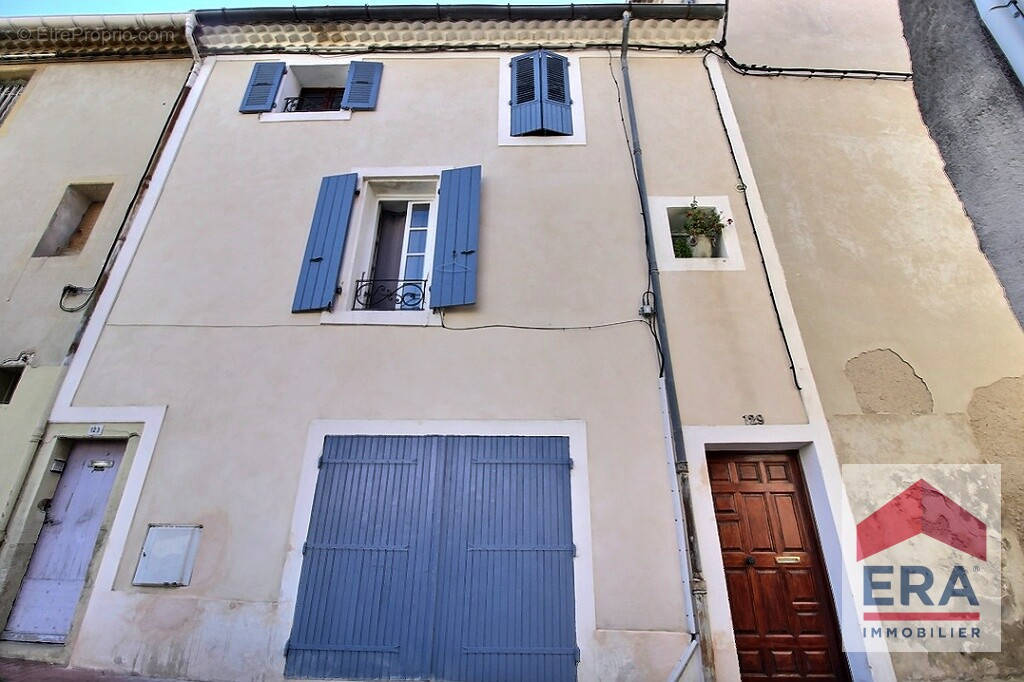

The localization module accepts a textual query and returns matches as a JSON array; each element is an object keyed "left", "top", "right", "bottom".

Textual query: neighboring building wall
[
  {"left": 61, "top": 52, "right": 736, "bottom": 681},
  {"left": 0, "top": 59, "right": 189, "bottom": 549},
  {"left": 900, "top": 0, "right": 1024, "bottom": 326},
  {"left": 726, "top": 0, "right": 1024, "bottom": 678}
]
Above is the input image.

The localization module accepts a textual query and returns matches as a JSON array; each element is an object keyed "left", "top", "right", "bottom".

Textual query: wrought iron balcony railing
[
  {"left": 282, "top": 92, "right": 344, "bottom": 113},
  {"left": 354, "top": 279, "right": 427, "bottom": 311}
]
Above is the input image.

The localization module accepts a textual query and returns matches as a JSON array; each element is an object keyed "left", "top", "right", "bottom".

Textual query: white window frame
[
  {"left": 651, "top": 195, "right": 745, "bottom": 271},
  {"left": 497, "top": 54, "right": 587, "bottom": 146},
  {"left": 321, "top": 167, "right": 444, "bottom": 326},
  {"left": 258, "top": 57, "right": 354, "bottom": 123}
]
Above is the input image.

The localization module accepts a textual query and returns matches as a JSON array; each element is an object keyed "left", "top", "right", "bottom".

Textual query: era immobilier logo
[{"left": 842, "top": 464, "right": 1001, "bottom": 653}]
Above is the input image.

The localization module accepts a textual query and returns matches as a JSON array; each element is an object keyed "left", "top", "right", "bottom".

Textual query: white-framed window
[
  {"left": 261, "top": 63, "right": 352, "bottom": 122},
  {"left": 651, "top": 195, "right": 745, "bottom": 271},
  {"left": 498, "top": 53, "right": 586, "bottom": 146},
  {"left": 323, "top": 169, "right": 442, "bottom": 326},
  {"left": 238, "top": 57, "right": 383, "bottom": 123}
]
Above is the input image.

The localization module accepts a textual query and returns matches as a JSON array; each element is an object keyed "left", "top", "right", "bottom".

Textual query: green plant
[
  {"left": 670, "top": 200, "right": 729, "bottom": 258},
  {"left": 679, "top": 199, "right": 726, "bottom": 238}
]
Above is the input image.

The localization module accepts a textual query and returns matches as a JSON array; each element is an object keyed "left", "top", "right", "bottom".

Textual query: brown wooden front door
[{"left": 711, "top": 452, "right": 850, "bottom": 681}]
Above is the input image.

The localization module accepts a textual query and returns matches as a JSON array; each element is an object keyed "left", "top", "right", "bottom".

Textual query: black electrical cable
[
  {"left": 607, "top": 48, "right": 667, "bottom": 375},
  {"left": 702, "top": 51, "right": 802, "bottom": 390},
  {"left": 59, "top": 68, "right": 192, "bottom": 314},
  {"left": 438, "top": 309, "right": 646, "bottom": 332}
]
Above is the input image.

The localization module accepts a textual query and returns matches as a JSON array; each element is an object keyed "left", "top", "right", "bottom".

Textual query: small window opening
[
  {"left": 0, "top": 77, "right": 29, "bottom": 127},
  {"left": 0, "top": 366, "right": 24, "bottom": 404},
  {"left": 286, "top": 87, "right": 344, "bottom": 113},
  {"left": 33, "top": 183, "right": 112, "bottom": 257},
  {"left": 668, "top": 204, "right": 728, "bottom": 259}
]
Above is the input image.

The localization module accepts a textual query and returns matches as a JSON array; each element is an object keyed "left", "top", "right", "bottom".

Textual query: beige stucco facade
[
  {"left": 722, "top": 0, "right": 1024, "bottom": 679},
  {"left": 2, "top": 2, "right": 1023, "bottom": 681},
  {"left": 0, "top": 58, "right": 190, "bottom": 661}
]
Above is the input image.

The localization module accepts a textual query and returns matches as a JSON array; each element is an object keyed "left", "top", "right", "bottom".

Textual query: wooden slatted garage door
[{"left": 285, "top": 435, "right": 577, "bottom": 681}]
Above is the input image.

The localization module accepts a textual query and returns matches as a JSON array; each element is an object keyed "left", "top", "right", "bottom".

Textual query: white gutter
[
  {"left": 184, "top": 12, "right": 202, "bottom": 85},
  {"left": 975, "top": 0, "right": 1024, "bottom": 86}
]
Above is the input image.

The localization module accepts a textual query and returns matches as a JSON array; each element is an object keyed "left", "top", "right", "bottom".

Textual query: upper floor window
[
  {"left": 499, "top": 52, "right": 586, "bottom": 146},
  {"left": 290, "top": 167, "right": 482, "bottom": 325},
  {"left": 239, "top": 60, "right": 383, "bottom": 122},
  {"left": 0, "top": 77, "right": 28, "bottom": 128}
]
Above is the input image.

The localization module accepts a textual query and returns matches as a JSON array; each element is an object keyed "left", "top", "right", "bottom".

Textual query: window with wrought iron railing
[
  {"left": 283, "top": 87, "right": 344, "bottom": 113},
  {"left": 0, "top": 79, "right": 28, "bottom": 127}
]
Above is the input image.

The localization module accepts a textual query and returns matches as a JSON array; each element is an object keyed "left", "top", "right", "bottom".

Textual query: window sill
[
  {"left": 320, "top": 309, "right": 441, "bottom": 326},
  {"left": 259, "top": 110, "right": 352, "bottom": 123},
  {"left": 667, "top": 257, "right": 745, "bottom": 272}
]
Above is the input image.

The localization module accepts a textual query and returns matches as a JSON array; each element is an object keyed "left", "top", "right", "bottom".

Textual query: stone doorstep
[{"left": 0, "top": 657, "right": 190, "bottom": 682}]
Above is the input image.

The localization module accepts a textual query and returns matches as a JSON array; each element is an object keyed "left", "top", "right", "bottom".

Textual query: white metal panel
[
  {"left": 2, "top": 441, "right": 125, "bottom": 643},
  {"left": 132, "top": 525, "right": 201, "bottom": 587}
]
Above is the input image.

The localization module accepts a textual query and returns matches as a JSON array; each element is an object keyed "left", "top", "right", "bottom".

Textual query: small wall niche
[
  {"left": 651, "top": 195, "right": 745, "bottom": 272},
  {"left": 0, "top": 365, "right": 24, "bottom": 404},
  {"left": 33, "top": 183, "right": 112, "bottom": 257}
]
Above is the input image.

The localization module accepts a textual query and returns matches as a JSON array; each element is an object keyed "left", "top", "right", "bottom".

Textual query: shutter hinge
[
  {"left": 569, "top": 457, "right": 574, "bottom": 470},
  {"left": 318, "top": 453, "right": 324, "bottom": 468},
  {"left": 575, "top": 646, "right": 581, "bottom": 664},
  {"left": 302, "top": 542, "right": 308, "bottom": 555},
  {"left": 284, "top": 637, "right": 291, "bottom": 655},
  {"left": 572, "top": 543, "right": 577, "bottom": 557},
  {"left": 353, "top": 188, "right": 360, "bottom": 196}
]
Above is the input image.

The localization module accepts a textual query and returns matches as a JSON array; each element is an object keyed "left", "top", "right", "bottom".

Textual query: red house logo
[{"left": 856, "top": 479, "right": 987, "bottom": 561}]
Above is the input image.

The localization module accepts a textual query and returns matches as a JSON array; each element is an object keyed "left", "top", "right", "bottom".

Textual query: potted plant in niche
[{"left": 670, "top": 199, "right": 731, "bottom": 258}]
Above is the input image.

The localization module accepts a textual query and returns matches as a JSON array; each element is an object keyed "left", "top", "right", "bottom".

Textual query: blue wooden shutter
[
  {"left": 292, "top": 174, "right": 358, "bottom": 313},
  {"left": 239, "top": 62, "right": 285, "bottom": 113},
  {"left": 540, "top": 51, "right": 573, "bottom": 135},
  {"left": 431, "top": 436, "right": 578, "bottom": 682},
  {"left": 341, "top": 61, "right": 383, "bottom": 111},
  {"left": 510, "top": 52, "right": 543, "bottom": 136},
  {"left": 430, "top": 166, "right": 481, "bottom": 309},
  {"left": 285, "top": 436, "right": 442, "bottom": 679}
]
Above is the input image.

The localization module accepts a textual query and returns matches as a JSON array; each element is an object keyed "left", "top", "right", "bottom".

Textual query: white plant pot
[{"left": 689, "top": 234, "right": 714, "bottom": 258}]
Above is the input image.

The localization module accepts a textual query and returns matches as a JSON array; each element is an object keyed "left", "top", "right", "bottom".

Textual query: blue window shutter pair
[
  {"left": 510, "top": 50, "right": 572, "bottom": 136},
  {"left": 286, "top": 435, "right": 577, "bottom": 681},
  {"left": 239, "top": 61, "right": 383, "bottom": 113},
  {"left": 292, "top": 166, "right": 481, "bottom": 312}
]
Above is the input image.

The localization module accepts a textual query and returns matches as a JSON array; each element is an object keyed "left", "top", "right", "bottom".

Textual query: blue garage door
[{"left": 285, "top": 435, "right": 577, "bottom": 681}]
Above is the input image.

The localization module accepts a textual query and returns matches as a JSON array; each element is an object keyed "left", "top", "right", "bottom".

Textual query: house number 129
[{"left": 742, "top": 414, "right": 764, "bottom": 425}]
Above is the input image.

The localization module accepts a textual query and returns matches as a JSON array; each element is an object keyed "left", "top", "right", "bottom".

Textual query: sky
[{"left": 0, "top": 0, "right": 617, "bottom": 17}]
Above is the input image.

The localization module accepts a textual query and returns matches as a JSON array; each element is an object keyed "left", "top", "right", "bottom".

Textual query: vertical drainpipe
[{"left": 619, "top": 12, "right": 704, "bottom": 681}]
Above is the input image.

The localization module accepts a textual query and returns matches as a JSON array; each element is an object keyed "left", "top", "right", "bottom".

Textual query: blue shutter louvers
[
  {"left": 239, "top": 62, "right": 286, "bottom": 113},
  {"left": 286, "top": 435, "right": 577, "bottom": 681},
  {"left": 510, "top": 50, "right": 572, "bottom": 136},
  {"left": 341, "top": 61, "right": 384, "bottom": 110},
  {"left": 292, "top": 173, "right": 359, "bottom": 313},
  {"left": 430, "top": 166, "right": 481, "bottom": 309}
]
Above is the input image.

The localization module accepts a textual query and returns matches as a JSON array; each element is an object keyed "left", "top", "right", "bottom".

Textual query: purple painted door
[{"left": 2, "top": 441, "right": 124, "bottom": 643}]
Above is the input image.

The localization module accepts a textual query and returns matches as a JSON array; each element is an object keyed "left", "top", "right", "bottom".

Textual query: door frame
[
  {"left": 682, "top": 425, "right": 895, "bottom": 682},
  {"left": 276, "top": 419, "right": 597, "bottom": 681},
  {"left": 0, "top": 426, "right": 141, "bottom": 665}
]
